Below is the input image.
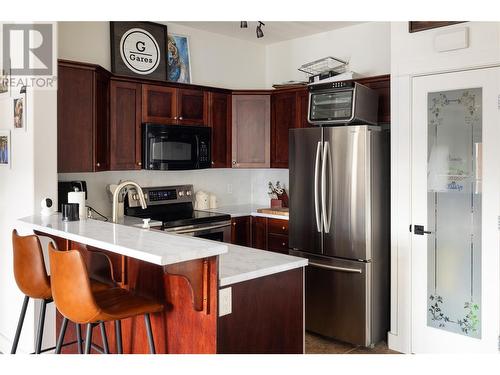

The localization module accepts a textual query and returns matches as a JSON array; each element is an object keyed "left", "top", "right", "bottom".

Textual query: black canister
[{"left": 61, "top": 203, "right": 80, "bottom": 222}]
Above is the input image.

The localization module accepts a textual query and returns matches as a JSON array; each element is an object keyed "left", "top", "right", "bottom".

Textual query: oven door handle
[{"left": 166, "top": 223, "right": 231, "bottom": 234}]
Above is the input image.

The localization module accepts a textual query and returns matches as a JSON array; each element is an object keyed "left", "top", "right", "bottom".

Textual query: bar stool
[
  {"left": 48, "top": 243, "right": 164, "bottom": 354},
  {"left": 11, "top": 230, "right": 113, "bottom": 354}
]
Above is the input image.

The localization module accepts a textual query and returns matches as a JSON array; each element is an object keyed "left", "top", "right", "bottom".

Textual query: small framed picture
[
  {"left": 0, "top": 69, "right": 9, "bottom": 97},
  {"left": 167, "top": 34, "right": 192, "bottom": 83},
  {"left": 13, "top": 96, "right": 25, "bottom": 130},
  {"left": 0, "top": 130, "right": 11, "bottom": 168}
]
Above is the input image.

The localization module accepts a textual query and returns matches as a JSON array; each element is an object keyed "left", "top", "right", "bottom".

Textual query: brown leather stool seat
[
  {"left": 48, "top": 243, "right": 164, "bottom": 354},
  {"left": 11, "top": 230, "right": 114, "bottom": 354}
]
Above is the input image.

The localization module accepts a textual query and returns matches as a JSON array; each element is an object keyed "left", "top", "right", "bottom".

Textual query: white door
[{"left": 411, "top": 68, "right": 500, "bottom": 353}]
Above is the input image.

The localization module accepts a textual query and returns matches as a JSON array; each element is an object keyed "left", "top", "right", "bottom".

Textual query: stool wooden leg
[
  {"left": 84, "top": 323, "right": 93, "bottom": 354},
  {"left": 76, "top": 323, "right": 83, "bottom": 354},
  {"left": 144, "top": 314, "right": 155, "bottom": 354},
  {"left": 10, "top": 295, "right": 29, "bottom": 354},
  {"left": 35, "top": 299, "right": 48, "bottom": 354},
  {"left": 99, "top": 322, "right": 109, "bottom": 354},
  {"left": 114, "top": 320, "right": 123, "bottom": 354},
  {"left": 55, "top": 317, "right": 69, "bottom": 354}
]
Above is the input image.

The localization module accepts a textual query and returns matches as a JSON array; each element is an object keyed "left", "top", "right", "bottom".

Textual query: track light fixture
[
  {"left": 239, "top": 21, "right": 265, "bottom": 39},
  {"left": 256, "top": 21, "right": 265, "bottom": 38}
]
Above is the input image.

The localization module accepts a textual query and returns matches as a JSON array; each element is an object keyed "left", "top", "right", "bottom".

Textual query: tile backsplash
[{"left": 59, "top": 168, "right": 289, "bottom": 216}]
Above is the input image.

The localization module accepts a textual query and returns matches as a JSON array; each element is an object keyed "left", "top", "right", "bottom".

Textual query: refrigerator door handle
[
  {"left": 314, "top": 141, "right": 322, "bottom": 232},
  {"left": 321, "top": 141, "right": 332, "bottom": 233},
  {"left": 308, "top": 261, "right": 363, "bottom": 274}
]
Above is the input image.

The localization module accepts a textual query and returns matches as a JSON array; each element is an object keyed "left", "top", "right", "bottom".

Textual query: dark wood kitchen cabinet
[
  {"left": 271, "top": 91, "right": 297, "bottom": 168},
  {"left": 110, "top": 80, "right": 142, "bottom": 170},
  {"left": 230, "top": 216, "right": 251, "bottom": 247},
  {"left": 57, "top": 61, "right": 110, "bottom": 172},
  {"left": 142, "top": 84, "right": 207, "bottom": 126},
  {"left": 232, "top": 95, "right": 270, "bottom": 168},
  {"left": 208, "top": 92, "right": 231, "bottom": 168},
  {"left": 296, "top": 89, "right": 311, "bottom": 129},
  {"left": 251, "top": 216, "right": 289, "bottom": 254}
]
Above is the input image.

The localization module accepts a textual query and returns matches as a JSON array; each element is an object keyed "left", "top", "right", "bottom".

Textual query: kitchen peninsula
[{"left": 17, "top": 214, "right": 307, "bottom": 354}]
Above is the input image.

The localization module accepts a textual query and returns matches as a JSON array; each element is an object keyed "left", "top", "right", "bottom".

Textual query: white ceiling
[{"left": 171, "top": 21, "right": 364, "bottom": 45}]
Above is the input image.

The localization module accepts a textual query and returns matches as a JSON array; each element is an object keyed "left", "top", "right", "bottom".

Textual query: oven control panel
[{"left": 127, "top": 185, "right": 194, "bottom": 207}]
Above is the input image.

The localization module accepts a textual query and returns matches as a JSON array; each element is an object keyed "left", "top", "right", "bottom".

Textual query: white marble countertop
[
  {"left": 18, "top": 214, "right": 228, "bottom": 266},
  {"left": 218, "top": 243, "right": 307, "bottom": 287},
  {"left": 203, "top": 204, "right": 289, "bottom": 221}
]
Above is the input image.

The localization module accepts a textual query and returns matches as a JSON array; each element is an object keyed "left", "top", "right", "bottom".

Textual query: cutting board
[{"left": 256, "top": 208, "right": 289, "bottom": 216}]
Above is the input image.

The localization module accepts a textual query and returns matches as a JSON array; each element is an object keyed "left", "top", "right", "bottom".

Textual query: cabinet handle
[
  {"left": 96, "top": 162, "right": 101, "bottom": 167},
  {"left": 137, "top": 162, "right": 142, "bottom": 166},
  {"left": 232, "top": 222, "right": 236, "bottom": 226},
  {"left": 282, "top": 226, "right": 286, "bottom": 230},
  {"left": 174, "top": 116, "right": 178, "bottom": 120},
  {"left": 232, "top": 161, "right": 236, "bottom": 166},
  {"left": 179, "top": 116, "right": 183, "bottom": 120}
]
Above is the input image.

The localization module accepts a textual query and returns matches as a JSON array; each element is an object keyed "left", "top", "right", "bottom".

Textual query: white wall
[
  {"left": 265, "top": 22, "right": 391, "bottom": 87},
  {"left": 59, "top": 168, "right": 289, "bottom": 216},
  {"left": 389, "top": 21, "right": 500, "bottom": 354},
  {"left": 0, "top": 23, "right": 58, "bottom": 353},
  {"left": 58, "top": 22, "right": 267, "bottom": 90}
]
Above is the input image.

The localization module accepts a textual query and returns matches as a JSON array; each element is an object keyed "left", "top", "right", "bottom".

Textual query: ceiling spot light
[
  {"left": 240, "top": 21, "right": 248, "bottom": 28},
  {"left": 256, "top": 21, "right": 265, "bottom": 38}
]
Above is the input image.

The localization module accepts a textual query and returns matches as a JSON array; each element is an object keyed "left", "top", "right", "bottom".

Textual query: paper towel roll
[{"left": 68, "top": 191, "right": 86, "bottom": 219}]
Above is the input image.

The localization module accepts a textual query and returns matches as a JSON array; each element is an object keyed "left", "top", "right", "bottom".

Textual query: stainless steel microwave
[
  {"left": 308, "top": 81, "right": 379, "bottom": 125},
  {"left": 142, "top": 123, "right": 211, "bottom": 170}
]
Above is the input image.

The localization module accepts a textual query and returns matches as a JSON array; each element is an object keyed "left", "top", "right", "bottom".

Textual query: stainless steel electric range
[{"left": 125, "top": 185, "right": 231, "bottom": 242}]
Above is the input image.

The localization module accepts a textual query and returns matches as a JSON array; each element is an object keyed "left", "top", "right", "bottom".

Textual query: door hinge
[
  {"left": 497, "top": 216, "right": 500, "bottom": 230},
  {"left": 498, "top": 95, "right": 500, "bottom": 109},
  {"left": 409, "top": 224, "right": 412, "bottom": 232}
]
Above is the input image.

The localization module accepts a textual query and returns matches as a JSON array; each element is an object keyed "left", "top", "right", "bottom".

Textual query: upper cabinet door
[
  {"left": 296, "top": 89, "right": 311, "bottom": 128},
  {"left": 142, "top": 84, "right": 177, "bottom": 124},
  {"left": 110, "top": 80, "right": 142, "bottom": 170},
  {"left": 57, "top": 65, "right": 95, "bottom": 173},
  {"left": 208, "top": 92, "right": 231, "bottom": 168},
  {"left": 232, "top": 95, "right": 270, "bottom": 168},
  {"left": 177, "top": 88, "right": 207, "bottom": 125},
  {"left": 271, "top": 91, "right": 297, "bottom": 168}
]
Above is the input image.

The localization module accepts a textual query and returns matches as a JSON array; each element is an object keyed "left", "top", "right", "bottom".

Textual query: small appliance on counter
[
  {"left": 61, "top": 203, "right": 80, "bottom": 222},
  {"left": 40, "top": 198, "right": 55, "bottom": 217},
  {"left": 58, "top": 180, "right": 87, "bottom": 212},
  {"left": 194, "top": 191, "right": 209, "bottom": 210}
]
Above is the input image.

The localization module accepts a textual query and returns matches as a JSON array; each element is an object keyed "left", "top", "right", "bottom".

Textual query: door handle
[
  {"left": 309, "top": 261, "right": 363, "bottom": 274},
  {"left": 321, "top": 141, "right": 331, "bottom": 233},
  {"left": 414, "top": 225, "right": 432, "bottom": 235},
  {"left": 314, "top": 141, "right": 322, "bottom": 232}
]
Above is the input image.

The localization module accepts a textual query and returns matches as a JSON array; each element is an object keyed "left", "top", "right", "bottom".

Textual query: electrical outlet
[
  {"left": 226, "top": 183, "right": 233, "bottom": 194},
  {"left": 219, "top": 287, "right": 232, "bottom": 317}
]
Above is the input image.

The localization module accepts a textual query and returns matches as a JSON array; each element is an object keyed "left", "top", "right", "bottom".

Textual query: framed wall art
[
  {"left": 13, "top": 96, "right": 25, "bottom": 130},
  {"left": 110, "top": 21, "right": 168, "bottom": 80},
  {"left": 0, "top": 130, "right": 11, "bottom": 168},
  {"left": 167, "top": 34, "right": 192, "bottom": 84},
  {"left": 409, "top": 21, "right": 465, "bottom": 33}
]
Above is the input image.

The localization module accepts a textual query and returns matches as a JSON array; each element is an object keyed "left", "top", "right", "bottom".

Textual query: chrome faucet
[{"left": 112, "top": 181, "right": 147, "bottom": 223}]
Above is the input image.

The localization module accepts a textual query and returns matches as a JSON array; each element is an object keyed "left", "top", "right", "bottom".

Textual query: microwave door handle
[
  {"left": 314, "top": 141, "right": 322, "bottom": 232},
  {"left": 195, "top": 135, "right": 200, "bottom": 164}
]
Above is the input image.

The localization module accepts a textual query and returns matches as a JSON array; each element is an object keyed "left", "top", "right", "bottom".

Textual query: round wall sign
[{"left": 119, "top": 28, "right": 160, "bottom": 75}]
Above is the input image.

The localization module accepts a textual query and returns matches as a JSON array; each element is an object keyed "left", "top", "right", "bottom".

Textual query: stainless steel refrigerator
[{"left": 289, "top": 125, "right": 390, "bottom": 347}]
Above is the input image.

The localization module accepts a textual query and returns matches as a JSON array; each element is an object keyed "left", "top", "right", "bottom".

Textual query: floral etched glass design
[{"left": 427, "top": 88, "right": 482, "bottom": 338}]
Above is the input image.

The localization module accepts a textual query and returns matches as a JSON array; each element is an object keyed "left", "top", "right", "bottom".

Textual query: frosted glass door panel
[{"left": 427, "top": 88, "right": 482, "bottom": 338}]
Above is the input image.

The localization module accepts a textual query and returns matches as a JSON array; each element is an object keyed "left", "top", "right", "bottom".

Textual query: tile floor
[{"left": 305, "top": 332, "right": 400, "bottom": 354}]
